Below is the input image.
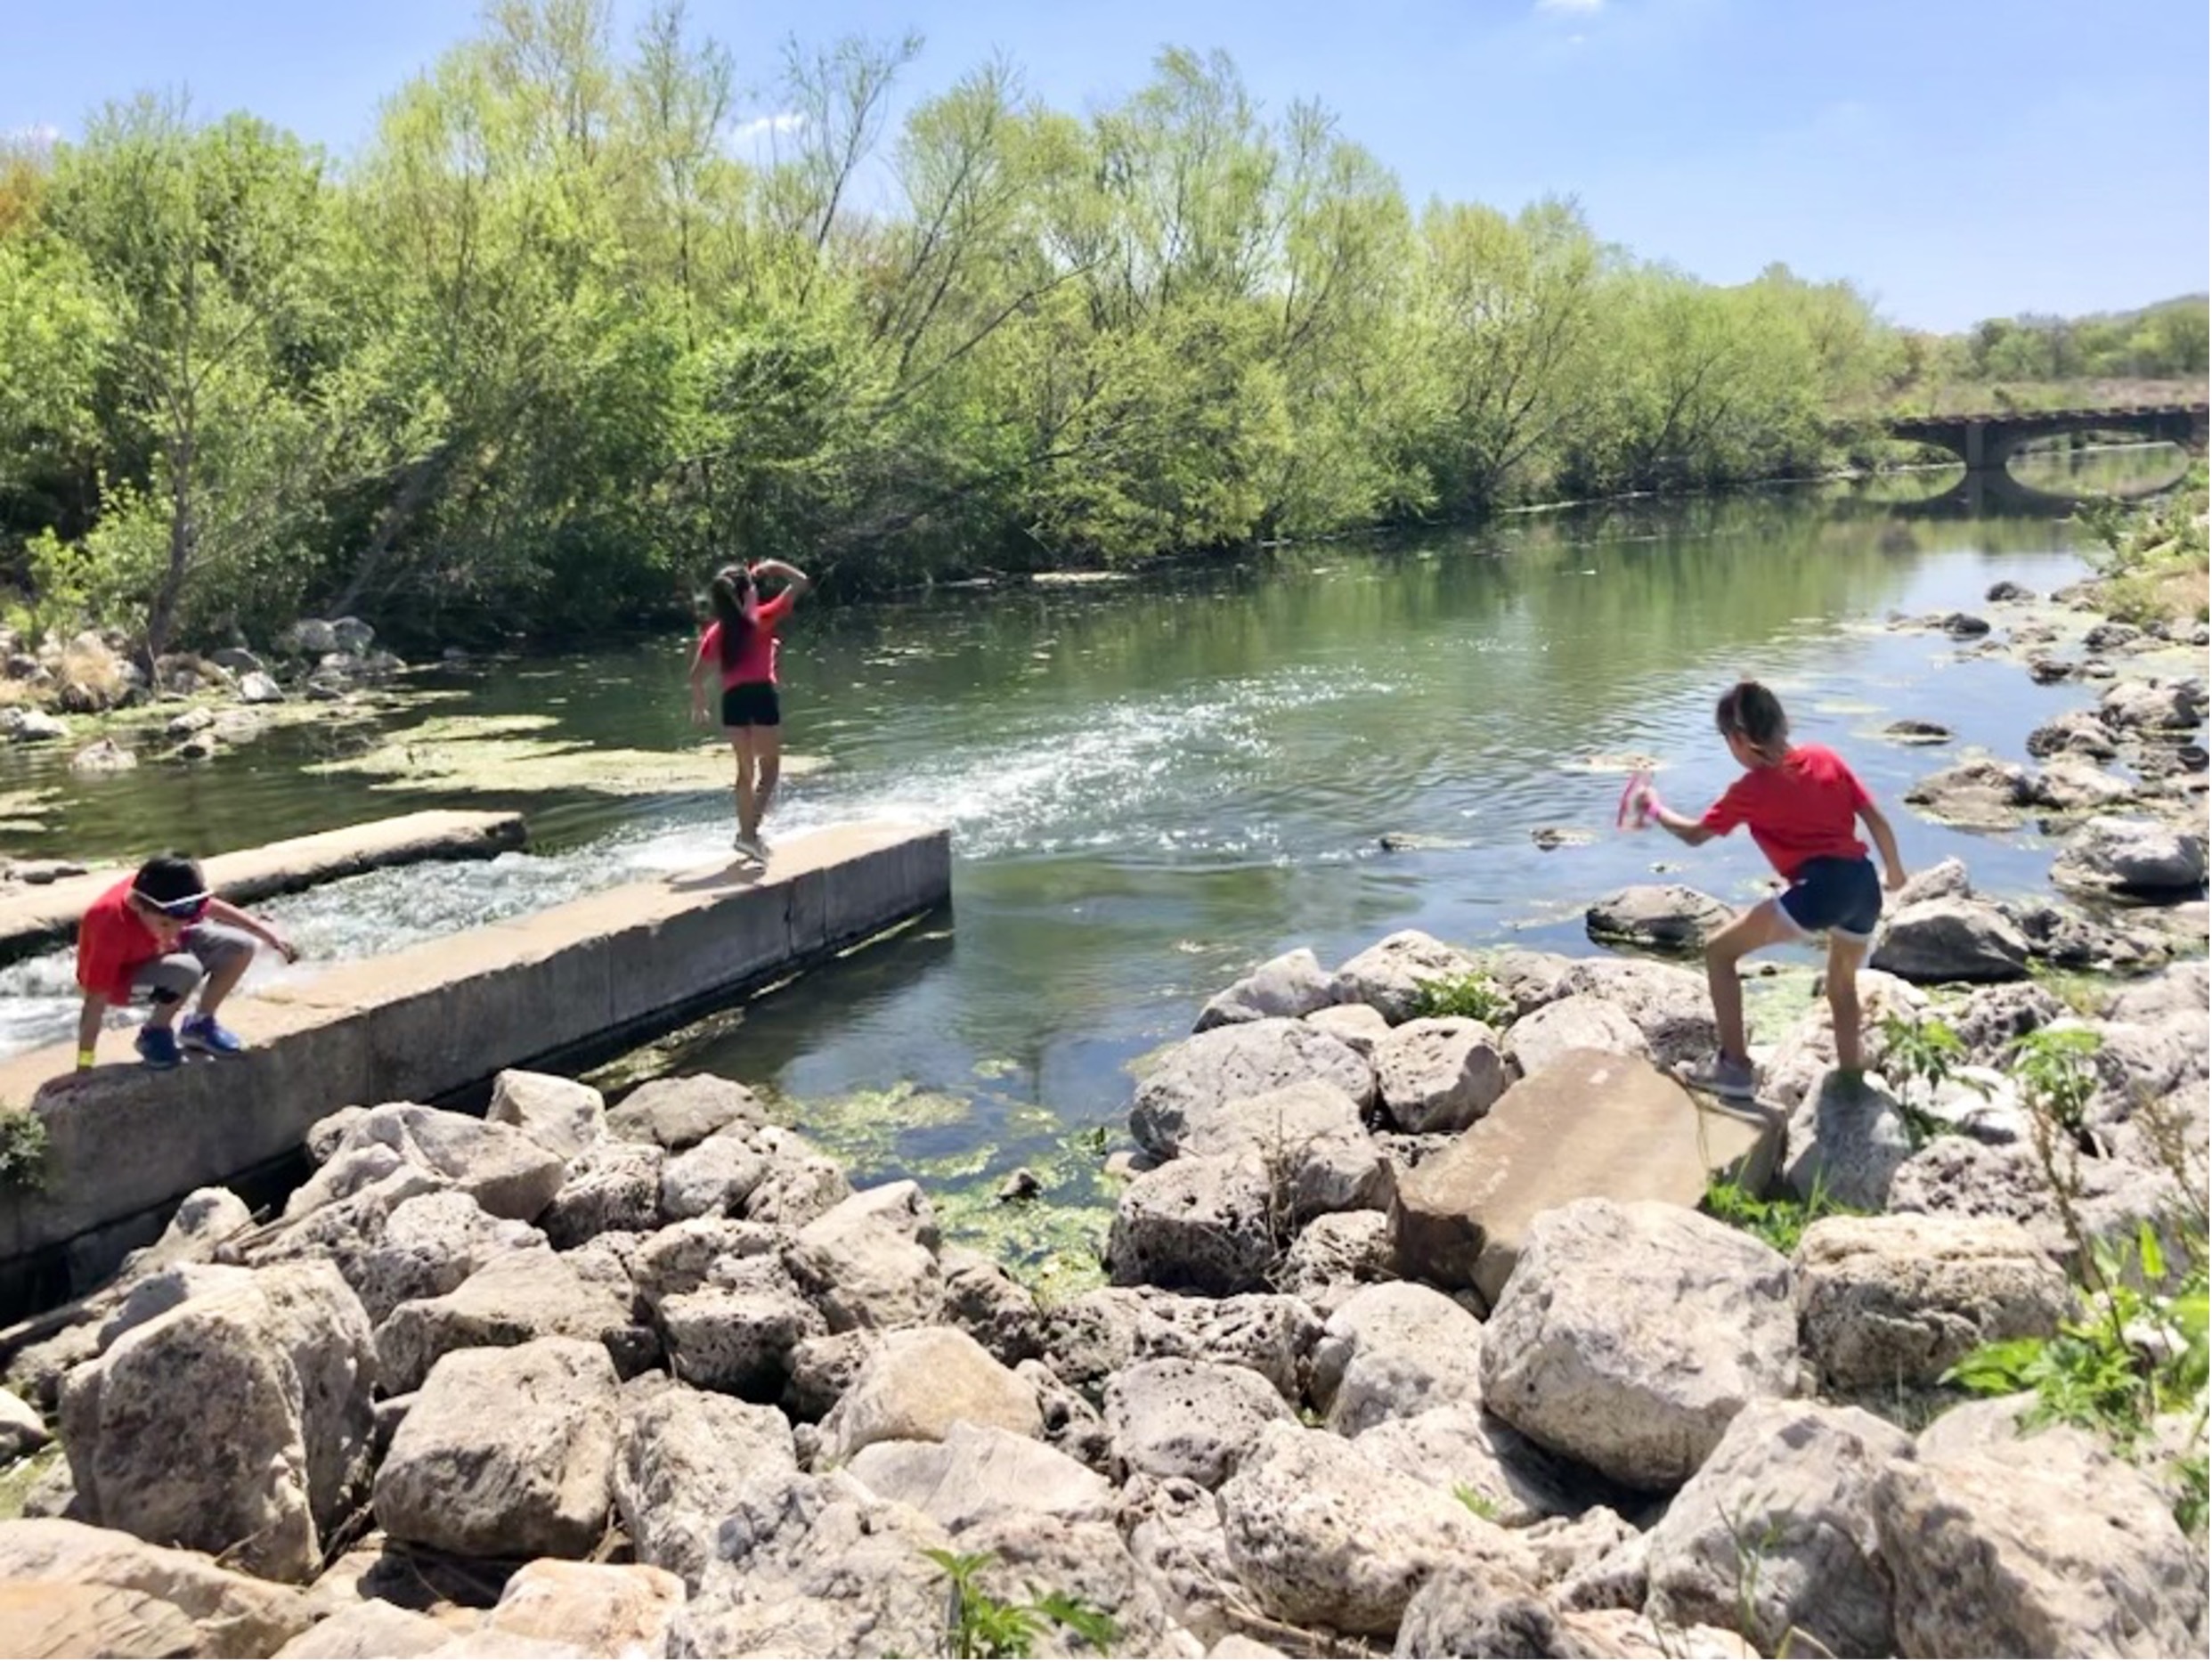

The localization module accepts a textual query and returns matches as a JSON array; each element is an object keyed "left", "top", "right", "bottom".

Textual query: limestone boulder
[
  {"left": 783, "top": 1180, "right": 943, "bottom": 1331},
  {"left": 272, "top": 1600, "right": 450, "bottom": 1658},
  {"left": 659, "top": 1258, "right": 825, "bottom": 1397},
  {"left": 1948, "top": 981, "right": 2068, "bottom": 1066},
  {"left": 1332, "top": 929, "right": 1479, "bottom": 1022},
  {"left": 1372, "top": 1017, "right": 1509, "bottom": 1133},
  {"left": 1782, "top": 1072, "right": 1914, "bottom": 1210},
  {"left": 374, "top": 1245, "right": 642, "bottom": 1394},
  {"left": 1480, "top": 1200, "right": 1797, "bottom": 1488},
  {"left": 1217, "top": 1422, "right": 1537, "bottom": 1637},
  {"left": 481, "top": 1560, "right": 683, "bottom": 1658},
  {"left": 1552, "top": 957, "right": 1718, "bottom": 1068},
  {"left": 614, "top": 1387, "right": 797, "bottom": 1592},
  {"left": 1502, "top": 994, "right": 1647, "bottom": 1078},
  {"left": 1887, "top": 1134, "right": 2192, "bottom": 1265},
  {"left": 1130, "top": 1290, "right": 1321, "bottom": 1403},
  {"left": 1106, "top": 1154, "right": 1277, "bottom": 1296},
  {"left": 1119, "top": 1471, "right": 1240, "bottom": 1641},
  {"left": 1311, "top": 1281, "right": 1485, "bottom": 1435},
  {"left": 1903, "top": 756, "right": 2036, "bottom": 830},
  {"left": 818, "top": 1326, "right": 1043, "bottom": 1462},
  {"left": 1757, "top": 970, "right": 1922, "bottom": 1112},
  {"left": 1354, "top": 1403, "right": 1592, "bottom": 1528},
  {"left": 290, "top": 1104, "right": 565, "bottom": 1225},
  {"left": 61, "top": 1261, "right": 375, "bottom": 1585},
  {"left": 2027, "top": 707, "right": 2120, "bottom": 759},
  {"left": 2033, "top": 754, "right": 2142, "bottom": 815},
  {"left": 1195, "top": 948, "right": 1344, "bottom": 1031},
  {"left": 1876, "top": 1430, "right": 2207, "bottom": 1657},
  {"left": 374, "top": 1337, "right": 619, "bottom": 1560},
  {"left": 1394, "top": 1576, "right": 1612, "bottom": 1660},
  {"left": 736, "top": 1126, "right": 852, "bottom": 1227},
  {"left": 665, "top": 1470, "right": 949, "bottom": 1658},
  {"left": 1034, "top": 1288, "right": 1151, "bottom": 1405},
  {"left": 659, "top": 1131, "right": 769, "bottom": 1221},
  {"left": 538, "top": 1140, "right": 665, "bottom": 1250},
  {"left": 2051, "top": 814, "right": 2208, "bottom": 897},
  {"left": 1105, "top": 1358, "right": 1296, "bottom": 1487},
  {"left": 939, "top": 1245, "right": 1044, "bottom": 1365},
  {"left": 2101, "top": 676, "right": 2204, "bottom": 731},
  {"left": 0, "top": 1385, "right": 47, "bottom": 1460},
  {"left": 117, "top": 1185, "right": 253, "bottom": 1283},
  {"left": 846, "top": 1421, "right": 1110, "bottom": 1532},
  {"left": 606, "top": 1073, "right": 768, "bottom": 1151},
  {"left": 1303, "top": 1001, "right": 1391, "bottom": 1056},
  {"left": 1279, "top": 1210, "right": 1396, "bottom": 1306},
  {"left": 1584, "top": 884, "right": 1731, "bottom": 952},
  {"left": 939, "top": 1512, "right": 1175, "bottom": 1658},
  {"left": 347, "top": 1191, "right": 547, "bottom": 1325},
  {"left": 96, "top": 1263, "right": 257, "bottom": 1350},
  {"left": 484, "top": 1071, "right": 606, "bottom": 1163},
  {"left": 1131, "top": 1019, "right": 1375, "bottom": 1157},
  {"left": 0, "top": 1518, "right": 316, "bottom": 1658},
  {"left": 1167, "top": 1079, "right": 1390, "bottom": 1224},
  {"left": 1794, "top": 1214, "right": 2071, "bottom": 1392},
  {"left": 1869, "top": 896, "right": 2030, "bottom": 982},
  {"left": 1392, "top": 1052, "right": 1777, "bottom": 1305},
  {"left": 1644, "top": 1401, "right": 1910, "bottom": 1657}
]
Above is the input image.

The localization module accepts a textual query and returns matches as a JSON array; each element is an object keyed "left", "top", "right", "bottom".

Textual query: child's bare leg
[
  {"left": 1826, "top": 932, "right": 1872, "bottom": 1072},
  {"left": 728, "top": 732, "right": 758, "bottom": 839},
  {"left": 1704, "top": 900, "right": 1801, "bottom": 1062}
]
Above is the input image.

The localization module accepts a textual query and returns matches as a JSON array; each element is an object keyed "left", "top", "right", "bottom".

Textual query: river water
[{"left": 0, "top": 455, "right": 2198, "bottom": 1279}]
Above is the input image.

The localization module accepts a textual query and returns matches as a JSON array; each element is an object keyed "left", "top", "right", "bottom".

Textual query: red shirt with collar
[
  {"left": 76, "top": 878, "right": 164, "bottom": 1004},
  {"left": 1699, "top": 744, "right": 1871, "bottom": 880}
]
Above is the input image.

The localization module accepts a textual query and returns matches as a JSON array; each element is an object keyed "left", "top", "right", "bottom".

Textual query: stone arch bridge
[{"left": 1881, "top": 402, "right": 2208, "bottom": 474}]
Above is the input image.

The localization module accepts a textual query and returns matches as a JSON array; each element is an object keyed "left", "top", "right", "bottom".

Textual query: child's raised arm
[{"left": 1637, "top": 785, "right": 1720, "bottom": 848}]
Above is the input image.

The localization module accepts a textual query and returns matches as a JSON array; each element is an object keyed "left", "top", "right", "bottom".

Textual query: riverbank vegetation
[
  {"left": 2078, "top": 460, "right": 2211, "bottom": 627},
  {"left": 0, "top": 0, "right": 2204, "bottom": 656}
]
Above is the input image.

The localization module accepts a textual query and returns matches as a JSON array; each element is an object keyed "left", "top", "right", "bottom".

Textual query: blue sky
[{"left": 3, "top": 0, "right": 2204, "bottom": 331}]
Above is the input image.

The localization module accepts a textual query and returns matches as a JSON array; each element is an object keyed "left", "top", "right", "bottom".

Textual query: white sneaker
[{"left": 734, "top": 834, "right": 765, "bottom": 863}]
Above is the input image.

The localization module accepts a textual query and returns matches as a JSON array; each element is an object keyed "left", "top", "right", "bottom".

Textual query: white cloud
[
  {"left": 5, "top": 123, "right": 61, "bottom": 147},
  {"left": 727, "top": 112, "right": 807, "bottom": 146},
  {"left": 1536, "top": 0, "right": 1605, "bottom": 13}
]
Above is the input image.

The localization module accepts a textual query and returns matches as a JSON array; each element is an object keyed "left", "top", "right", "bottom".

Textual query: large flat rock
[
  {"left": 1388, "top": 1049, "right": 1779, "bottom": 1308},
  {"left": 0, "top": 810, "right": 527, "bottom": 963},
  {"left": 0, "top": 821, "right": 948, "bottom": 1308}
]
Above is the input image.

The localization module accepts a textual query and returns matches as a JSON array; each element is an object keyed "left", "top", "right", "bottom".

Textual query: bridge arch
[{"left": 1881, "top": 403, "right": 2208, "bottom": 475}]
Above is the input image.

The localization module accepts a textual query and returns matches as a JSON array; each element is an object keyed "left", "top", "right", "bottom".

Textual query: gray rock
[
  {"left": 1793, "top": 1214, "right": 2071, "bottom": 1392},
  {"left": 606, "top": 1073, "right": 769, "bottom": 1151},
  {"left": 1354, "top": 1402, "right": 1592, "bottom": 1527},
  {"left": 818, "top": 1326, "right": 1042, "bottom": 1462},
  {"left": 0, "top": 1519, "right": 315, "bottom": 1657},
  {"left": 1395, "top": 1574, "right": 1591, "bottom": 1659},
  {"left": 1882, "top": 719, "right": 1954, "bottom": 745},
  {"left": 348, "top": 1190, "right": 546, "bottom": 1324},
  {"left": 61, "top": 1261, "right": 375, "bottom": 1584},
  {"left": 539, "top": 1140, "right": 666, "bottom": 1249},
  {"left": 1130, "top": 1291, "right": 1321, "bottom": 1403},
  {"left": 846, "top": 1421, "right": 1112, "bottom": 1531},
  {"left": 659, "top": 1132, "right": 769, "bottom": 1221},
  {"left": 1782, "top": 1072, "right": 1914, "bottom": 1210},
  {"left": 1904, "top": 755, "right": 2037, "bottom": 829},
  {"left": 374, "top": 1336, "right": 619, "bottom": 1560},
  {"left": 783, "top": 1181, "right": 943, "bottom": 1332},
  {"left": 1887, "top": 1132, "right": 2195, "bottom": 1265},
  {"left": 1106, "top": 1358, "right": 1295, "bottom": 1487},
  {"left": 660, "top": 1260, "right": 825, "bottom": 1397},
  {"left": 2051, "top": 814, "right": 2208, "bottom": 896},
  {"left": 1164, "top": 1079, "right": 1391, "bottom": 1225},
  {"left": 1107, "top": 1154, "right": 1277, "bottom": 1296},
  {"left": 2101, "top": 677, "right": 2204, "bottom": 732},
  {"left": 289, "top": 1104, "right": 565, "bottom": 1225},
  {"left": 939, "top": 1244, "right": 1044, "bottom": 1365},
  {"left": 1479, "top": 1200, "right": 1797, "bottom": 1489},
  {"left": 1333, "top": 929, "right": 1481, "bottom": 1022},
  {"left": 1552, "top": 957, "right": 1718, "bottom": 1068},
  {"left": 2027, "top": 708, "right": 2120, "bottom": 760},
  {"left": 1132, "top": 1020, "right": 1375, "bottom": 1158},
  {"left": 1584, "top": 885, "right": 1732, "bottom": 952},
  {"left": 2032, "top": 755, "right": 2142, "bottom": 816},
  {"left": 273, "top": 1599, "right": 450, "bottom": 1658},
  {"left": 1868, "top": 896, "right": 2030, "bottom": 982},
  {"left": 1303, "top": 1002, "right": 1391, "bottom": 1057},
  {"left": 1312, "top": 1281, "right": 1486, "bottom": 1436},
  {"left": 1948, "top": 982, "right": 2068, "bottom": 1066},
  {"left": 1372, "top": 1017, "right": 1509, "bottom": 1133},
  {"left": 614, "top": 1387, "right": 797, "bottom": 1591},
  {"left": 1278, "top": 1210, "right": 1397, "bottom": 1306},
  {"left": 0, "top": 1385, "right": 50, "bottom": 1460},
  {"left": 485, "top": 1071, "right": 607, "bottom": 1162},
  {"left": 1503, "top": 993, "right": 1647, "bottom": 1077},
  {"left": 375, "top": 1244, "right": 641, "bottom": 1394},
  {"left": 736, "top": 1126, "right": 852, "bottom": 1228},
  {"left": 1196, "top": 948, "right": 1344, "bottom": 1031}
]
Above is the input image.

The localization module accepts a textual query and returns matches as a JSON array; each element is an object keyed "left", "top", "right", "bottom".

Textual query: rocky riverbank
[{"left": 0, "top": 897, "right": 2202, "bottom": 1658}]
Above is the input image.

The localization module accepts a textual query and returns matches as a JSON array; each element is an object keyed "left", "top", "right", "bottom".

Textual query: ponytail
[{"left": 710, "top": 566, "right": 755, "bottom": 673}]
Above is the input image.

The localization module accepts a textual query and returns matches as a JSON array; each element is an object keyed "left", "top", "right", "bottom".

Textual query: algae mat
[{"left": 305, "top": 714, "right": 828, "bottom": 796}]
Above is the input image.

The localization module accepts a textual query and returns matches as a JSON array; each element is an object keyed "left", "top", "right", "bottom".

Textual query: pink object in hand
[{"left": 1616, "top": 769, "right": 1655, "bottom": 831}]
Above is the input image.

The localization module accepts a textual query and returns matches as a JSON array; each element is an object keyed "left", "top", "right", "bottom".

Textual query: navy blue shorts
[
  {"left": 1777, "top": 855, "right": 1883, "bottom": 941},
  {"left": 720, "top": 681, "right": 780, "bottom": 728}
]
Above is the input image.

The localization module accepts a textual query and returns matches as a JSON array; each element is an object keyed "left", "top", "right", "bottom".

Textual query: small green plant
[
  {"left": 1412, "top": 971, "right": 1509, "bottom": 1026},
  {"left": 1453, "top": 1483, "right": 1501, "bottom": 1521},
  {"left": 1880, "top": 1010, "right": 1977, "bottom": 1148},
  {"left": 923, "top": 1548, "right": 1118, "bottom": 1659},
  {"left": 2011, "top": 1026, "right": 2102, "bottom": 1145},
  {"left": 0, "top": 1107, "right": 48, "bottom": 1193},
  {"left": 1069, "top": 1124, "right": 1110, "bottom": 1160},
  {"left": 1703, "top": 1171, "right": 1862, "bottom": 1256}
]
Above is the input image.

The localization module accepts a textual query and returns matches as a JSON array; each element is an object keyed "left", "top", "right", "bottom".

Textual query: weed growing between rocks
[
  {"left": 923, "top": 1548, "right": 1118, "bottom": 1659},
  {"left": 1702, "top": 1171, "right": 1863, "bottom": 1255},
  {"left": 1411, "top": 970, "right": 1510, "bottom": 1026},
  {"left": 1880, "top": 1009, "right": 1974, "bottom": 1148},
  {"left": 0, "top": 1106, "right": 48, "bottom": 1192}
]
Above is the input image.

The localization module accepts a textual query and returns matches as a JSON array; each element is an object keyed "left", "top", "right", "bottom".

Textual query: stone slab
[
  {"left": 0, "top": 811, "right": 528, "bottom": 965},
  {"left": 1388, "top": 1048, "right": 1780, "bottom": 1309},
  {"left": 0, "top": 822, "right": 949, "bottom": 1308}
]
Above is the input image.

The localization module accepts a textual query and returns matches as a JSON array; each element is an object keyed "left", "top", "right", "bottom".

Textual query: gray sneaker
[{"left": 1684, "top": 1052, "right": 1757, "bottom": 1102}]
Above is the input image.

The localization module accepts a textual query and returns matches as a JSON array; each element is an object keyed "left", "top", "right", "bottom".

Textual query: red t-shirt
[
  {"left": 1699, "top": 745, "right": 1871, "bottom": 880},
  {"left": 696, "top": 591, "right": 794, "bottom": 690},
  {"left": 76, "top": 877, "right": 164, "bottom": 1004}
]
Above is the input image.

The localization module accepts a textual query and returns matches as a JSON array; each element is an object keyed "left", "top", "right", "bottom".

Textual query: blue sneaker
[
  {"left": 136, "top": 1025, "right": 183, "bottom": 1071},
  {"left": 181, "top": 1014, "right": 246, "bottom": 1057}
]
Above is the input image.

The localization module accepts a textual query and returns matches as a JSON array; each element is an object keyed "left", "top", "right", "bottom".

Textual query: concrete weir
[
  {"left": 0, "top": 820, "right": 949, "bottom": 1311},
  {"left": 0, "top": 809, "right": 529, "bottom": 965}
]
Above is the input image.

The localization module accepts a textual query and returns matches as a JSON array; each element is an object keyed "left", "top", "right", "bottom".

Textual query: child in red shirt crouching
[
  {"left": 75, "top": 852, "right": 299, "bottom": 1072},
  {"left": 1635, "top": 681, "right": 1907, "bottom": 1101}
]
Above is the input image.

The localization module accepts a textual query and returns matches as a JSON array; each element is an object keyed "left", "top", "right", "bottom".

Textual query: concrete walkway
[
  {"left": 0, "top": 810, "right": 529, "bottom": 964},
  {"left": 0, "top": 820, "right": 949, "bottom": 1309}
]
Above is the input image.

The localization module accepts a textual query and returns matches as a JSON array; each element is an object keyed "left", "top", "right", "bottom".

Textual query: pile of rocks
[{"left": 3, "top": 928, "right": 2200, "bottom": 1659}]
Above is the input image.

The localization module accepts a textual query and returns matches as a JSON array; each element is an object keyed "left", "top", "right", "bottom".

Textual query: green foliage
[
  {"left": 0, "top": 5, "right": 1916, "bottom": 651},
  {"left": 0, "top": 1106, "right": 49, "bottom": 1193},
  {"left": 2010, "top": 1026, "right": 2102, "bottom": 1143},
  {"left": 1411, "top": 971, "right": 1510, "bottom": 1026},
  {"left": 1703, "top": 1171, "right": 1862, "bottom": 1256},
  {"left": 923, "top": 1548, "right": 1118, "bottom": 1659},
  {"left": 1879, "top": 1009, "right": 1978, "bottom": 1148},
  {"left": 1453, "top": 1484, "right": 1501, "bottom": 1522}
]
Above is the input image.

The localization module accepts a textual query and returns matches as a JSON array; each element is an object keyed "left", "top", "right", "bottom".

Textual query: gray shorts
[{"left": 129, "top": 923, "right": 257, "bottom": 1006}]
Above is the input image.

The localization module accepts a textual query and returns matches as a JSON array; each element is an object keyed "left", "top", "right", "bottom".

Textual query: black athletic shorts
[{"left": 720, "top": 681, "right": 781, "bottom": 728}]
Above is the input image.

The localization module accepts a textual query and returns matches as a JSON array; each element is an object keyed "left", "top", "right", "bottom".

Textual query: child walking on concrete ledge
[{"left": 1634, "top": 681, "right": 1907, "bottom": 1101}]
